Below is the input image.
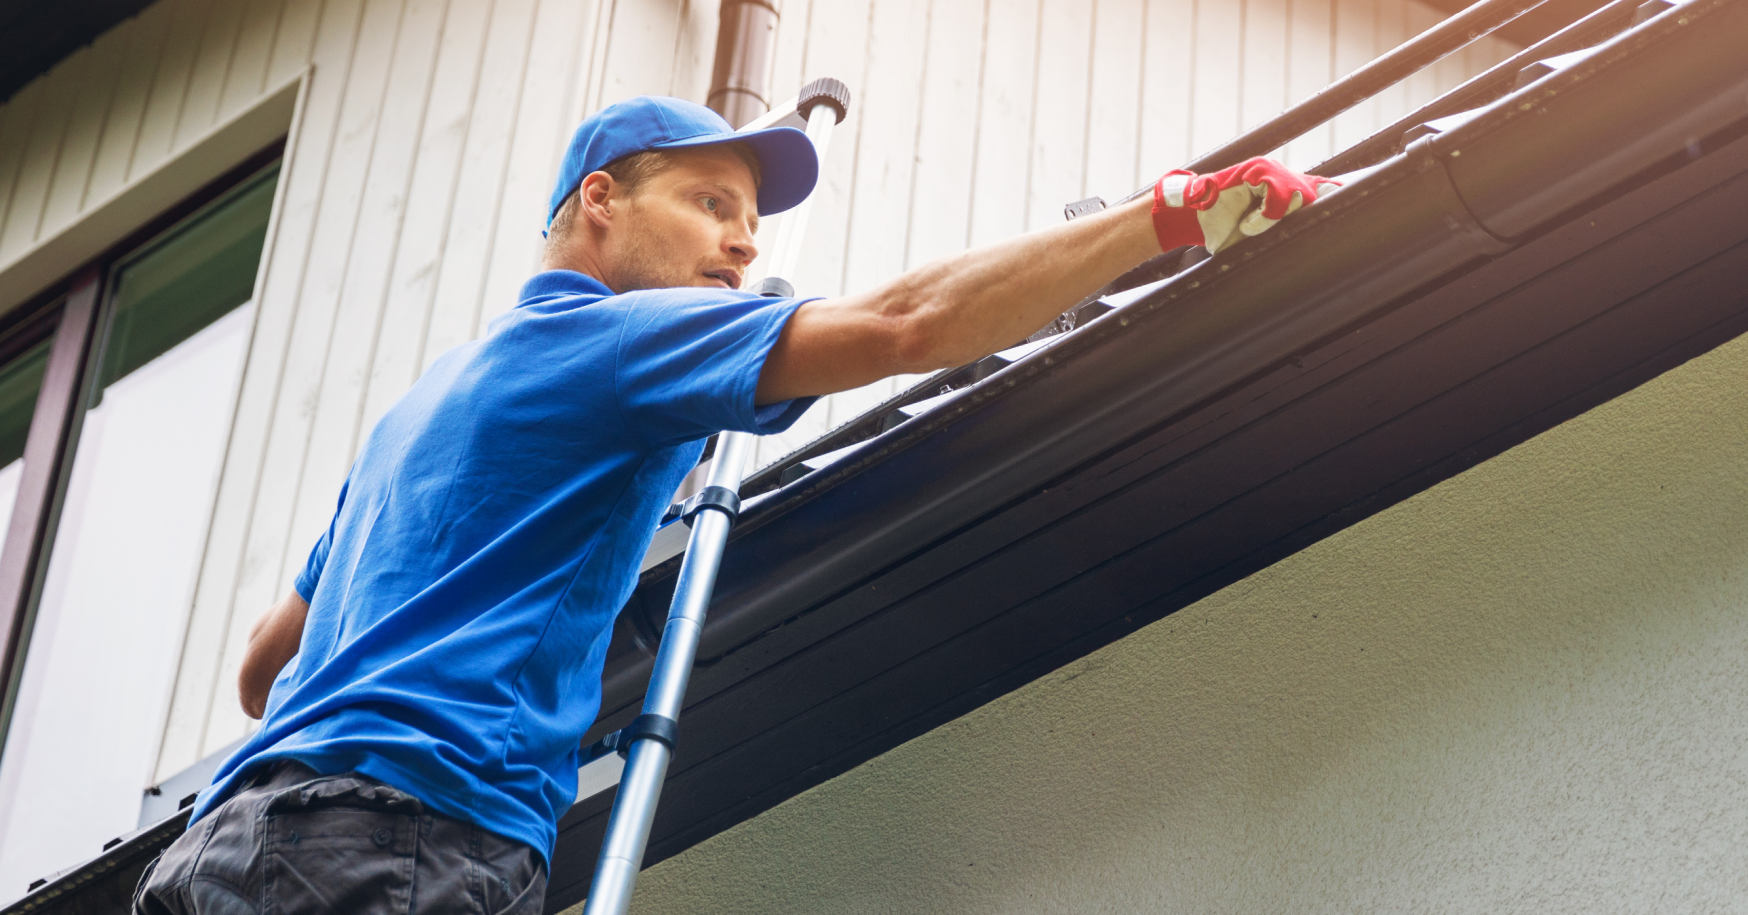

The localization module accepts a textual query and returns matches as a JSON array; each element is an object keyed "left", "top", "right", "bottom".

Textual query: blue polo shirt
[{"left": 191, "top": 270, "right": 816, "bottom": 862}]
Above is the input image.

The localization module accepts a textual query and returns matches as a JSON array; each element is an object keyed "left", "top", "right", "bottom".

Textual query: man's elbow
[{"left": 237, "top": 655, "right": 269, "bottom": 719}]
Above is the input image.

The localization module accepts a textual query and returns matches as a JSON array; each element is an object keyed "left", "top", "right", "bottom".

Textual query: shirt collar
[{"left": 517, "top": 269, "right": 614, "bottom": 305}]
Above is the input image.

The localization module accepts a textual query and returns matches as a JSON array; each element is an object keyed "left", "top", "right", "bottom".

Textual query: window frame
[{"left": 0, "top": 140, "right": 286, "bottom": 759}]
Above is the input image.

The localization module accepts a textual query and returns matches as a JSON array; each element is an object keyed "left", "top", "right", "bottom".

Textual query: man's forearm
[
  {"left": 757, "top": 196, "right": 1158, "bottom": 403},
  {"left": 873, "top": 196, "right": 1159, "bottom": 371},
  {"left": 239, "top": 590, "right": 309, "bottom": 719},
  {"left": 756, "top": 158, "right": 1339, "bottom": 405}
]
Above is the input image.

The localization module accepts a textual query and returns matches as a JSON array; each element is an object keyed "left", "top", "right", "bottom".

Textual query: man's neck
[{"left": 541, "top": 254, "right": 611, "bottom": 290}]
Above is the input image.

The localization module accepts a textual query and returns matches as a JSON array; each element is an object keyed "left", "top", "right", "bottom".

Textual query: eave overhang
[{"left": 0, "top": 0, "right": 156, "bottom": 104}]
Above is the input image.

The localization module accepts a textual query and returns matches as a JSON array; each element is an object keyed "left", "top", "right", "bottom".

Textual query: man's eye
[{"left": 703, "top": 197, "right": 718, "bottom": 213}]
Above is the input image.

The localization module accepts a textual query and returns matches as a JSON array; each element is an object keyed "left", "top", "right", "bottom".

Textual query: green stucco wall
[{"left": 591, "top": 332, "right": 1748, "bottom": 914}]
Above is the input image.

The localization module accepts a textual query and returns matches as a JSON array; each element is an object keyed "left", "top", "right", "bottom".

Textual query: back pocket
[{"left": 263, "top": 800, "right": 418, "bottom": 914}]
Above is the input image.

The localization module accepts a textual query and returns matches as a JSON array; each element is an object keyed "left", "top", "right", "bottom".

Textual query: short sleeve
[
  {"left": 293, "top": 472, "right": 351, "bottom": 602},
  {"left": 612, "top": 289, "right": 820, "bottom": 446}
]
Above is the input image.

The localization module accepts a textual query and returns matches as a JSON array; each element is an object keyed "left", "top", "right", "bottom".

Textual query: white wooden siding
[{"left": 0, "top": 0, "right": 1514, "bottom": 783}]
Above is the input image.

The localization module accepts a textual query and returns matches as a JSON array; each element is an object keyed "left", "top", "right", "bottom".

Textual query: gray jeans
[{"left": 133, "top": 762, "right": 545, "bottom": 915}]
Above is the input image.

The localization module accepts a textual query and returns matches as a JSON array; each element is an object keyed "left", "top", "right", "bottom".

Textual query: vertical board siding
[
  {"left": 1331, "top": 0, "right": 1380, "bottom": 152},
  {"left": 475, "top": 0, "right": 596, "bottom": 335},
  {"left": 326, "top": 0, "right": 450, "bottom": 463},
  {"left": 84, "top": 1, "right": 175, "bottom": 209},
  {"left": 1140, "top": 0, "right": 1196, "bottom": 184},
  {"left": 269, "top": 0, "right": 326, "bottom": 88},
  {"left": 39, "top": 29, "right": 128, "bottom": 235},
  {"left": 132, "top": 0, "right": 217, "bottom": 179},
  {"left": 1405, "top": 1, "right": 1441, "bottom": 107},
  {"left": 1027, "top": 0, "right": 1094, "bottom": 230},
  {"left": 574, "top": 0, "right": 619, "bottom": 122},
  {"left": 175, "top": 0, "right": 248, "bottom": 148},
  {"left": 221, "top": 0, "right": 289, "bottom": 116},
  {"left": 1189, "top": 0, "right": 1245, "bottom": 164},
  {"left": 419, "top": 0, "right": 536, "bottom": 375},
  {"left": 1085, "top": 0, "right": 1146, "bottom": 199},
  {"left": 0, "top": 0, "right": 1520, "bottom": 782},
  {"left": 967, "top": 0, "right": 1041, "bottom": 249},
  {"left": 670, "top": 0, "right": 718, "bottom": 103},
  {"left": 790, "top": 0, "right": 868, "bottom": 302},
  {"left": 594, "top": 1, "right": 685, "bottom": 109},
  {"left": 765, "top": 0, "right": 810, "bottom": 102},
  {"left": 904, "top": 0, "right": 986, "bottom": 274},
  {"left": 1282, "top": 0, "right": 1336, "bottom": 165},
  {"left": 281, "top": 0, "right": 439, "bottom": 611},
  {"left": 837, "top": 0, "right": 931, "bottom": 295},
  {"left": 0, "top": 85, "right": 46, "bottom": 236},
  {"left": 359, "top": 0, "right": 498, "bottom": 434},
  {"left": 0, "top": 56, "right": 85, "bottom": 262},
  {"left": 1241, "top": 0, "right": 1291, "bottom": 142}
]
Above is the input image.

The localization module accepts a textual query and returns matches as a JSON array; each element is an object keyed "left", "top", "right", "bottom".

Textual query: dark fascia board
[
  {"left": 547, "top": 0, "right": 1748, "bottom": 907},
  {"left": 0, "top": 0, "right": 156, "bottom": 104}
]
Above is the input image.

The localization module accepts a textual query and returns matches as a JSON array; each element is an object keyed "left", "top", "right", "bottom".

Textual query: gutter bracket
[{"left": 1410, "top": 137, "right": 1513, "bottom": 254}]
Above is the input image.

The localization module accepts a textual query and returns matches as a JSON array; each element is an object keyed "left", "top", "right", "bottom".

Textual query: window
[
  {"left": 0, "top": 157, "right": 280, "bottom": 900},
  {"left": 0, "top": 339, "right": 53, "bottom": 535}
]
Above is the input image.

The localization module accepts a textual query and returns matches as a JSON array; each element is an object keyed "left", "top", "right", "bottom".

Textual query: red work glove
[{"left": 1151, "top": 157, "right": 1341, "bottom": 254}]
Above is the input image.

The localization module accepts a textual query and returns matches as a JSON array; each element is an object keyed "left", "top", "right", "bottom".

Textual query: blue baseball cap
[{"left": 548, "top": 96, "right": 818, "bottom": 226}]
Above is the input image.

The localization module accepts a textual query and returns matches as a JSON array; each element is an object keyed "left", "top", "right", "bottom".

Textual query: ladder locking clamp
[
  {"left": 678, "top": 484, "right": 742, "bottom": 526},
  {"left": 614, "top": 713, "right": 679, "bottom": 757}
]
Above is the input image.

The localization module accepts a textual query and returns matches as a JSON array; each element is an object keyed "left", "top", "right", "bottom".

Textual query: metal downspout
[{"left": 707, "top": 0, "right": 781, "bottom": 128}]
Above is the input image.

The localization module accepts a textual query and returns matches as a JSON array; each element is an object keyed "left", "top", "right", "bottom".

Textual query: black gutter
[{"left": 1428, "top": 0, "right": 1746, "bottom": 238}]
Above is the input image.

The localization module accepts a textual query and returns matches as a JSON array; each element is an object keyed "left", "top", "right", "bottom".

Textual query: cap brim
[{"left": 655, "top": 125, "right": 818, "bottom": 216}]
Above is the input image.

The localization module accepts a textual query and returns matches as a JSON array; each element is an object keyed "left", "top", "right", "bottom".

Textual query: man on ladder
[{"left": 133, "top": 88, "right": 1333, "bottom": 915}]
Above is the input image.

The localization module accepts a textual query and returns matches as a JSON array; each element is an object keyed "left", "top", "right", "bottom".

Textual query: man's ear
[{"left": 578, "top": 171, "right": 617, "bottom": 231}]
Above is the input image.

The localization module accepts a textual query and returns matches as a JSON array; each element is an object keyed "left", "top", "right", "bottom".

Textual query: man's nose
[{"left": 726, "top": 222, "right": 758, "bottom": 265}]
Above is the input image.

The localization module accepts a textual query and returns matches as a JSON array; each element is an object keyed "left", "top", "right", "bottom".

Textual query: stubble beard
[{"left": 605, "top": 218, "right": 696, "bottom": 294}]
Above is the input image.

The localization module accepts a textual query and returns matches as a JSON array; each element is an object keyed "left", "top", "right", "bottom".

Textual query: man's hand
[
  {"left": 239, "top": 590, "right": 309, "bottom": 719},
  {"left": 1152, "top": 157, "right": 1340, "bottom": 254},
  {"left": 754, "top": 158, "right": 1335, "bottom": 404}
]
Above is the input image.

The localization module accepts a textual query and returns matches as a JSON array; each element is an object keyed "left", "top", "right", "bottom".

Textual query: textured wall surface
[{"left": 606, "top": 329, "right": 1748, "bottom": 911}]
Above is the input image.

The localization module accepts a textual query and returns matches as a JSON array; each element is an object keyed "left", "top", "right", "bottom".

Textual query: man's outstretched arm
[
  {"left": 756, "top": 158, "right": 1335, "bottom": 404},
  {"left": 239, "top": 590, "right": 308, "bottom": 719},
  {"left": 755, "top": 195, "right": 1158, "bottom": 404}
]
